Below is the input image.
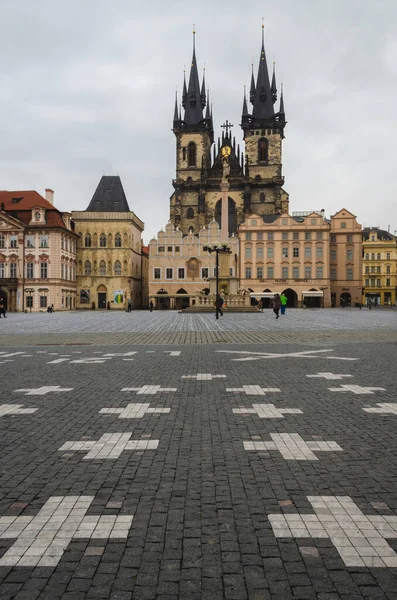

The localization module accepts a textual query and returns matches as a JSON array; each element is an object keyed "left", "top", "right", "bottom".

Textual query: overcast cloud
[{"left": 1, "top": 0, "right": 396, "bottom": 241}]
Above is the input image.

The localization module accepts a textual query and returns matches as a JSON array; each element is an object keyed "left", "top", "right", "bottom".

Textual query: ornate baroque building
[
  {"left": 0, "top": 189, "right": 77, "bottom": 311},
  {"left": 170, "top": 27, "right": 288, "bottom": 237},
  {"left": 362, "top": 227, "right": 397, "bottom": 306},
  {"left": 72, "top": 176, "right": 145, "bottom": 309}
]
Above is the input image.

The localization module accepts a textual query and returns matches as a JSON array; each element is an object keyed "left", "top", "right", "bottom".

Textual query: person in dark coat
[
  {"left": 149, "top": 300, "right": 154, "bottom": 313},
  {"left": 272, "top": 293, "right": 281, "bottom": 319},
  {"left": 215, "top": 294, "right": 224, "bottom": 317},
  {"left": 0, "top": 298, "right": 6, "bottom": 318}
]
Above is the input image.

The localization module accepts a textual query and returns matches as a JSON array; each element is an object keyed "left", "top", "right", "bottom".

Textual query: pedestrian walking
[
  {"left": 0, "top": 298, "right": 6, "bottom": 318},
  {"left": 272, "top": 293, "right": 281, "bottom": 319},
  {"left": 149, "top": 300, "right": 154, "bottom": 313},
  {"left": 280, "top": 292, "right": 287, "bottom": 315},
  {"left": 127, "top": 298, "right": 132, "bottom": 313},
  {"left": 215, "top": 294, "right": 224, "bottom": 317}
]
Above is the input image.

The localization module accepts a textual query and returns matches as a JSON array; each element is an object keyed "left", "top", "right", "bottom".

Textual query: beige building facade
[
  {"left": 362, "top": 228, "right": 397, "bottom": 306},
  {"left": 73, "top": 176, "right": 145, "bottom": 310},
  {"left": 149, "top": 221, "right": 239, "bottom": 310},
  {"left": 0, "top": 189, "right": 77, "bottom": 312}
]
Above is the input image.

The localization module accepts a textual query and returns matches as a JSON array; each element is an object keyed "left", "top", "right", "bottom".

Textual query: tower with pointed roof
[{"left": 240, "top": 25, "right": 289, "bottom": 216}]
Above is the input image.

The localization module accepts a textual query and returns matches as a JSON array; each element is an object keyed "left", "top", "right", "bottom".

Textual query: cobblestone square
[{"left": 0, "top": 311, "right": 397, "bottom": 599}]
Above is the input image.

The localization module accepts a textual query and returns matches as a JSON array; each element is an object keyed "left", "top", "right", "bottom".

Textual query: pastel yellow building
[
  {"left": 362, "top": 227, "right": 397, "bottom": 306},
  {"left": 73, "top": 176, "right": 144, "bottom": 310}
]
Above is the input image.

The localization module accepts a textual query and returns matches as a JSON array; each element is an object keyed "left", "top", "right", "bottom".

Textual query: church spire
[
  {"left": 182, "top": 70, "right": 187, "bottom": 109},
  {"left": 279, "top": 82, "right": 285, "bottom": 116},
  {"left": 184, "top": 28, "right": 204, "bottom": 125},
  {"left": 205, "top": 89, "right": 211, "bottom": 119},
  {"left": 201, "top": 68, "right": 206, "bottom": 108},
  {"left": 242, "top": 85, "right": 249, "bottom": 118},
  {"left": 252, "top": 24, "right": 274, "bottom": 120},
  {"left": 249, "top": 64, "right": 255, "bottom": 103},
  {"left": 173, "top": 91, "right": 179, "bottom": 122},
  {"left": 271, "top": 61, "right": 277, "bottom": 104}
]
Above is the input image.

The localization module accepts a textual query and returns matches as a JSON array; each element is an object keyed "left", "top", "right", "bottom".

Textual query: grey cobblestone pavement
[{"left": 1, "top": 332, "right": 397, "bottom": 599}]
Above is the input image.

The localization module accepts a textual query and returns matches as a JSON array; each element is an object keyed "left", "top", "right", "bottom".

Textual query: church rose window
[{"left": 187, "top": 142, "right": 197, "bottom": 167}]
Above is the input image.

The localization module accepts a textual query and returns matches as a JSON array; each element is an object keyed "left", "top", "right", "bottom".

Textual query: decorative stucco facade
[{"left": 362, "top": 228, "right": 397, "bottom": 306}]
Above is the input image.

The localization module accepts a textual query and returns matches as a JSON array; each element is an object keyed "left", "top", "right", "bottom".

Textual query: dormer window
[{"left": 34, "top": 211, "right": 41, "bottom": 221}]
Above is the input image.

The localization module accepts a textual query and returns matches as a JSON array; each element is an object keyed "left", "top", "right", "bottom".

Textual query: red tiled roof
[
  {"left": 10, "top": 210, "right": 67, "bottom": 229},
  {"left": 0, "top": 190, "right": 54, "bottom": 211}
]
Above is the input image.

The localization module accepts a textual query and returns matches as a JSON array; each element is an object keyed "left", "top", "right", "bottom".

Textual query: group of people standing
[{"left": 272, "top": 292, "right": 287, "bottom": 319}]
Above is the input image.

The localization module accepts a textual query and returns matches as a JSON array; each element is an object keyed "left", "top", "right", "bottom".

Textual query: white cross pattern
[
  {"left": 165, "top": 351, "right": 181, "bottom": 356},
  {"left": 307, "top": 372, "right": 354, "bottom": 380},
  {"left": 100, "top": 403, "right": 170, "bottom": 419},
  {"left": 217, "top": 349, "right": 359, "bottom": 362},
  {"left": 0, "top": 495, "right": 133, "bottom": 567},
  {"left": 14, "top": 386, "right": 73, "bottom": 396},
  {"left": 226, "top": 385, "right": 281, "bottom": 396},
  {"left": 103, "top": 352, "right": 137, "bottom": 357},
  {"left": 0, "top": 352, "right": 27, "bottom": 358},
  {"left": 59, "top": 433, "right": 159, "bottom": 459},
  {"left": 329, "top": 384, "right": 386, "bottom": 395},
  {"left": 363, "top": 403, "right": 397, "bottom": 415},
  {"left": 244, "top": 433, "right": 343, "bottom": 460},
  {"left": 0, "top": 404, "right": 38, "bottom": 417},
  {"left": 122, "top": 385, "right": 177, "bottom": 395},
  {"left": 269, "top": 495, "right": 397, "bottom": 568},
  {"left": 233, "top": 404, "right": 302, "bottom": 419},
  {"left": 182, "top": 374, "right": 227, "bottom": 381},
  {"left": 48, "top": 357, "right": 112, "bottom": 364}
]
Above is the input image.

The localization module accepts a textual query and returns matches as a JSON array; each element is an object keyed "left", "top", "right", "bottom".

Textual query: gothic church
[{"left": 170, "top": 27, "right": 289, "bottom": 236}]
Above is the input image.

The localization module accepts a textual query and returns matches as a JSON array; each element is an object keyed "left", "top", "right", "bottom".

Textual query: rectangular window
[
  {"left": 10, "top": 263, "right": 17, "bottom": 278},
  {"left": 256, "top": 247, "right": 264, "bottom": 259},
  {"left": 40, "top": 296, "right": 47, "bottom": 308},
  {"left": 386, "top": 253, "right": 391, "bottom": 260},
  {"left": 293, "top": 232, "right": 299, "bottom": 240},
  {"left": 0, "top": 263, "right": 4, "bottom": 278},
  {"left": 304, "top": 246, "right": 311, "bottom": 258},
  {"left": 26, "top": 235, "right": 34, "bottom": 248},
  {"left": 305, "top": 232, "right": 311, "bottom": 240},
  {"left": 246, "top": 232, "right": 252, "bottom": 241},
  {"left": 229, "top": 268, "right": 233, "bottom": 276},
  {"left": 201, "top": 267, "right": 209, "bottom": 279},
  {"left": 330, "top": 267, "right": 336, "bottom": 281},
  {"left": 61, "top": 237, "right": 64, "bottom": 250},
  {"left": 371, "top": 266, "right": 375, "bottom": 273},
  {"left": 386, "top": 265, "right": 391, "bottom": 274},
  {"left": 61, "top": 264, "right": 64, "bottom": 279},
  {"left": 330, "top": 234, "right": 336, "bottom": 242},
  {"left": 267, "top": 232, "right": 274, "bottom": 240},
  {"left": 330, "top": 248, "right": 337, "bottom": 260},
  {"left": 158, "top": 246, "right": 165, "bottom": 252},
  {"left": 213, "top": 267, "right": 217, "bottom": 277},
  {"left": 282, "top": 266, "right": 288, "bottom": 278},
  {"left": 377, "top": 266, "right": 381, "bottom": 274},
  {"left": 0, "top": 235, "right": 5, "bottom": 248},
  {"left": 316, "top": 266, "right": 323, "bottom": 279},
  {"left": 245, "top": 267, "right": 252, "bottom": 279},
  {"left": 292, "top": 266, "right": 299, "bottom": 279},
  {"left": 167, "top": 246, "right": 173, "bottom": 252},
  {"left": 371, "top": 278, "right": 375, "bottom": 287},
  {"left": 377, "top": 278, "right": 381, "bottom": 287},
  {"left": 305, "top": 266, "right": 312, "bottom": 279},
  {"left": 347, "top": 249, "right": 353, "bottom": 261},
  {"left": 175, "top": 246, "right": 180, "bottom": 252},
  {"left": 154, "top": 268, "right": 161, "bottom": 279},
  {"left": 166, "top": 268, "right": 173, "bottom": 279},
  {"left": 316, "top": 246, "right": 323, "bottom": 258},
  {"left": 386, "top": 279, "right": 391, "bottom": 287},
  {"left": 245, "top": 247, "right": 252, "bottom": 259},
  {"left": 26, "top": 262, "right": 34, "bottom": 278},
  {"left": 257, "top": 232, "right": 263, "bottom": 240},
  {"left": 10, "top": 235, "right": 18, "bottom": 248},
  {"left": 267, "top": 247, "right": 274, "bottom": 259},
  {"left": 282, "top": 247, "right": 288, "bottom": 258},
  {"left": 346, "top": 268, "right": 353, "bottom": 280},
  {"left": 26, "top": 295, "right": 33, "bottom": 308},
  {"left": 40, "top": 262, "right": 48, "bottom": 279},
  {"left": 365, "top": 266, "right": 369, "bottom": 274},
  {"left": 65, "top": 265, "right": 68, "bottom": 280},
  {"left": 347, "top": 234, "right": 353, "bottom": 242},
  {"left": 257, "top": 267, "right": 263, "bottom": 278},
  {"left": 316, "top": 232, "right": 323, "bottom": 240},
  {"left": 267, "top": 266, "right": 274, "bottom": 278},
  {"left": 178, "top": 268, "right": 185, "bottom": 279},
  {"left": 40, "top": 235, "right": 48, "bottom": 248},
  {"left": 293, "top": 247, "right": 299, "bottom": 258},
  {"left": 282, "top": 232, "right": 288, "bottom": 240},
  {"left": 365, "top": 278, "right": 369, "bottom": 287}
]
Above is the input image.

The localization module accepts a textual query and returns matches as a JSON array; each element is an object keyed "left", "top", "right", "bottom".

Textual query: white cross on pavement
[
  {"left": 307, "top": 372, "right": 354, "bottom": 380},
  {"left": 47, "top": 357, "right": 113, "bottom": 364},
  {"left": 14, "top": 386, "right": 73, "bottom": 396},
  {"left": 226, "top": 385, "right": 281, "bottom": 396},
  {"left": 103, "top": 352, "right": 137, "bottom": 357},
  {"left": 329, "top": 384, "right": 386, "bottom": 395},
  {"left": 217, "top": 349, "right": 359, "bottom": 362},
  {"left": 269, "top": 495, "right": 397, "bottom": 568},
  {"left": 100, "top": 403, "right": 170, "bottom": 419},
  {"left": 244, "top": 433, "right": 343, "bottom": 460},
  {"left": 0, "top": 495, "right": 133, "bottom": 567},
  {"left": 0, "top": 352, "right": 26, "bottom": 358},
  {"left": 182, "top": 374, "right": 227, "bottom": 381},
  {"left": 233, "top": 404, "right": 302, "bottom": 419},
  {"left": 0, "top": 404, "right": 38, "bottom": 417},
  {"left": 165, "top": 351, "right": 181, "bottom": 356},
  {"left": 363, "top": 403, "right": 397, "bottom": 415},
  {"left": 122, "top": 385, "right": 177, "bottom": 395},
  {"left": 59, "top": 433, "right": 159, "bottom": 459}
]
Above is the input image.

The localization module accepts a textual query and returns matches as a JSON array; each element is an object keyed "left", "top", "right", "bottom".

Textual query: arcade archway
[{"left": 282, "top": 288, "right": 298, "bottom": 308}]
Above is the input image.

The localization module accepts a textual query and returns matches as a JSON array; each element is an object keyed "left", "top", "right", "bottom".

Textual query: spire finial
[
  {"left": 193, "top": 24, "right": 196, "bottom": 50},
  {"left": 261, "top": 18, "right": 264, "bottom": 46}
]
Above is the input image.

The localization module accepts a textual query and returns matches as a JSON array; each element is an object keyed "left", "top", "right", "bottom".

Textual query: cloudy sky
[{"left": 1, "top": 0, "right": 396, "bottom": 241}]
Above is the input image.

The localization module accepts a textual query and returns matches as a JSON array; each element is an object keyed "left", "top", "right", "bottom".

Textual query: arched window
[
  {"left": 371, "top": 253, "right": 375, "bottom": 260},
  {"left": 377, "top": 253, "right": 381, "bottom": 260},
  {"left": 114, "top": 260, "right": 121, "bottom": 275},
  {"left": 365, "top": 253, "right": 369, "bottom": 260},
  {"left": 100, "top": 234, "right": 107, "bottom": 248},
  {"left": 186, "top": 207, "right": 194, "bottom": 219},
  {"left": 115, "top": 233, "right": 122, "bottom": 247},
  {"left": 85, "top": 234, "right": 91, "bottom": 248},
  {"left": 258, "top": 138, "right": 268, "bottom": 162},
  {"left": 99, "top": 260, "right": 106, "bottom": 275},
  {"left": 187, "top": 142, "right": 197, "bottom": 167},
  {"left": 84, "top": 260, "right": 91, "bottom": 276}
]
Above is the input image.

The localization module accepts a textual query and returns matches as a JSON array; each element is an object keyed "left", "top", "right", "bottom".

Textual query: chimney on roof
[{"left": 45, "top": 189, "right": 54, "bottom": 205}]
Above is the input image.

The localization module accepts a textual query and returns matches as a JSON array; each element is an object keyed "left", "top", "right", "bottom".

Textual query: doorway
[
  {"left": 0, "top": 290, "right": 8, "bottom": 311},
  {"left": 282, "top": 288, "right": 298, "bottom": 308},
  {"left": 340, "top": 292, "right": 351, "bottom": 307},
  {"left": 98, "top": 293, "right": 107, "bottom": 309}
]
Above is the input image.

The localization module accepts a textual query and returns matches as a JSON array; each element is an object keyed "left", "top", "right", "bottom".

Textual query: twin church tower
[{"left": 170, "top": 26, "right": 289, "bottom": 237}]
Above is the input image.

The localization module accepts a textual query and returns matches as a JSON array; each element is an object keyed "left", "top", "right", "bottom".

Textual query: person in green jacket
[{"left": 280, "top": 293, "right": 287, "bottom": 315}]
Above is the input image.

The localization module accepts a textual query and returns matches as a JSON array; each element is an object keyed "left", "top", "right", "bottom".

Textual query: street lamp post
[{"left": 203, "top": 243, "right": 232, "bottom": 320}]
